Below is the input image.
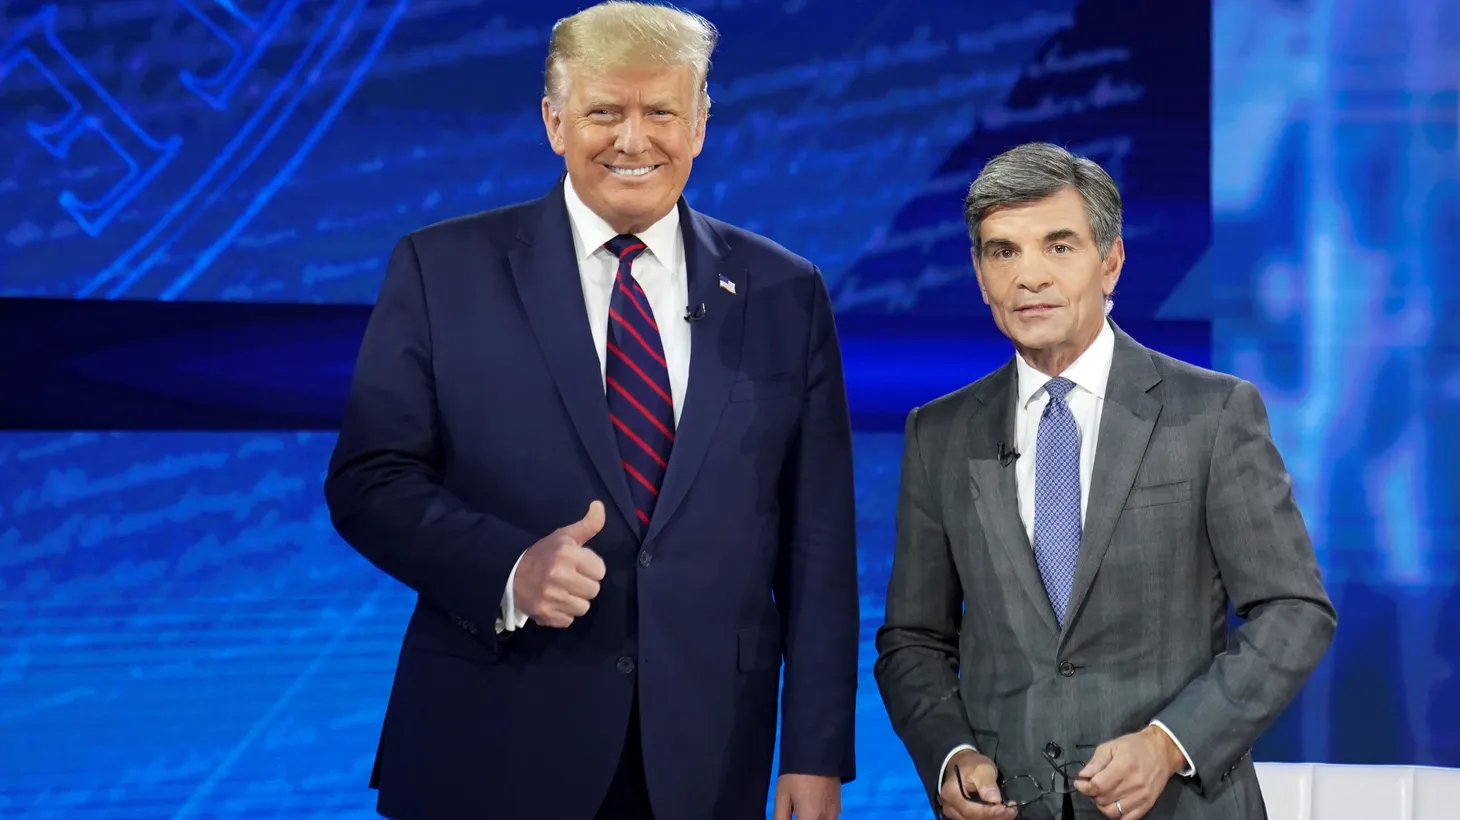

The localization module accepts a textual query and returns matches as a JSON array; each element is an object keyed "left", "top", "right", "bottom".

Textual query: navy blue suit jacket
[{"left": 324, "top": 177, "right": 859, "bottom": 820}]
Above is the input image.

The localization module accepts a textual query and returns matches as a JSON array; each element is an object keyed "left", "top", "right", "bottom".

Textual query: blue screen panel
[
  {"left": 0, "top": 432, "right": 398, "bottom": 817},
  {"left": 0, "top": 430, "right": 935, "bottom": 818},
  {"left": 1, "top": 0, "right": 1208, "bottom": 312},
  {"left": 1213, "top": 0, "right": 1460, "bottom": 766}
]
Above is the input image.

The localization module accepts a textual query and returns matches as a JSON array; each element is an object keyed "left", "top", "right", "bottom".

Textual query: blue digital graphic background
[
  {"left": 1211, "top": 0, "right": 1460, "bottom": 767},
  {"left": 1, "top": 0, "right": 1456, "bottom": 816}
]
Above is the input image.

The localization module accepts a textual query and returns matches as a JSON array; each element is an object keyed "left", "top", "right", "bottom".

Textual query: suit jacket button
[
  {"left": 617, "top": 656, "right": 636, "bottom": 674},
  {"left": 1058, "top": 661, "right": 1075, "bottom": 677},
  {"left": 638, "top": 550, "right": 652, "bottom": 567}
]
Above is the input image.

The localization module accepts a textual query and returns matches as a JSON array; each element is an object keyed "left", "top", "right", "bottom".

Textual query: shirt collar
[
  {"left": 563, "top": 174, "right": 682, "bottom": 271},
  {"left": 1014, "top": 317, "right": 1116, "bottom": 408}
]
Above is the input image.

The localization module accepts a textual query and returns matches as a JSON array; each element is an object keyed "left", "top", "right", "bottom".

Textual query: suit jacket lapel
[
  {"left": 645, "top": 203, "right": 742, "bottom": 544},
  {"left": 967, "top": 362, "right": 1061, "bottom": 637},
  {"left": 1060, "top": 325, "right": 1163, "bottom": 642},
  {"left": 507, "top": 179, "right": 637, "bottom": 532}
]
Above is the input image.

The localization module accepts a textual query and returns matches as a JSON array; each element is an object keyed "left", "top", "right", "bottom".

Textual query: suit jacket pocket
[
  {"left": 1123, "top": 479, "right": 1190, "bottom": 510},
  {"left": 404, "top": 608, "right": 502, "bottom": 663},
  {"left": 737, "top": 627, "right": 783, "bottom": 671},
  {"left": 729, "top": 375, "right": 799, "bottom": 402}
]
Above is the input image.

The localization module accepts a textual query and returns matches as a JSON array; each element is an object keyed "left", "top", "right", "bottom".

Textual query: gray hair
[
  {"left": 545, "top": 1, "right": 718, "bottom": 116},
  {"left": 964, "top": 142, "right": 1123, "bottom": 258}
]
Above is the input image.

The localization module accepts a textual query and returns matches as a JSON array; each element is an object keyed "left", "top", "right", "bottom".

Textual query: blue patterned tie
[
  {"left": 1033, "top": 376, "right": 1081, "bottom": 624},
  {"left": 603, "top": 235, "right": 675, "bottom": 533}
]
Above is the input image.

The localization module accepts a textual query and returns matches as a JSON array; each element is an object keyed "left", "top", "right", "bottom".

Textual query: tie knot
[
  {"left": 1044, "top": 377, "right": 1075, "bottom": 401},
  {"left": 605, "top": 234, "right": 648, "bottom": 262}
]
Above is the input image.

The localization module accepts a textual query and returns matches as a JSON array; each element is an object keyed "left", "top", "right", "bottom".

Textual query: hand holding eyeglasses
[
  {"left": 1073, "top": 725, "right": 1188, "bottom": 818},
  {"left": 939, "top": 749, "right": 1017, "bottom": 820}
]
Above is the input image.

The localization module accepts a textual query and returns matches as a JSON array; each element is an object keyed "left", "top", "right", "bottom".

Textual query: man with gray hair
[
  {"left": 874, "top": 142, "right": 1335, "bottom": 820},
  {"left": 325, "top": 2, "right": 858, "bottom": 819}
]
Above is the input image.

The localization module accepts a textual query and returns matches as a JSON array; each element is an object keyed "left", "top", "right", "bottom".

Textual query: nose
[
  {"left": 1013, "top": 257, "right": 1054, "bottom": 292},
  {"left": 614, "top": 113, "right": 649, "bottom": 156}
]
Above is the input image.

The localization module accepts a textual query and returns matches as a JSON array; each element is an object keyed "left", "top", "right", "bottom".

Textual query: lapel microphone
[
  {"left": 996, "top": 441, "right": 1020, "bottom": 466},
  {"left": 683, "top": 303, "right": 706, "bottom": 322}
]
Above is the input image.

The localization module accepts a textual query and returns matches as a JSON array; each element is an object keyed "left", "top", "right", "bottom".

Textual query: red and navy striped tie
[{"left": 604, "top": 234, "right": 675, "bottom": 531}]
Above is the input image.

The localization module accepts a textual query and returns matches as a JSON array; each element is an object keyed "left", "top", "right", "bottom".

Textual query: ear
[
  {"left": 970, "top": 246, "right": 990, "bottom": 305},
  {"left": 689, "top": 100, "right": 708, "bottom": 159},
  {"left": 1101, "top": 236, "right": 1125, "bottom": 298},
  {"left": 542, "top": 97, "right": 566, "bottom": 156}
]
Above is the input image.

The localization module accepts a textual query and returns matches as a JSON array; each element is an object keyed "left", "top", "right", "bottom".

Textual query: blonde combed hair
[{"left": 545, "top": 1, "right": 718, "bottom": 115}]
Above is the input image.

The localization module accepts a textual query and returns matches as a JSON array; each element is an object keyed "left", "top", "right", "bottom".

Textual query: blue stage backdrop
[
  {"left": 1212, "top": 0, "right": 1460, "bottom": 767},
  {"left": 0, "top": 0, "right": 1451, "bottom": 816}
]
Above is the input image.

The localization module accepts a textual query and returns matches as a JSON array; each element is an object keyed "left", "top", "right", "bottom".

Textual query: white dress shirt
[
  {"left": 938, "top": 319, "right": 1196, "bottom": 793},
  {"left": 494, "top": 176, "right": 692, "bottom": 634}
]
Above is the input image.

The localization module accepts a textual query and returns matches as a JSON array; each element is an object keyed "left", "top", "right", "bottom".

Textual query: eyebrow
[{"left": 981, "top": 228, "right": 1083, "bottom": 253}]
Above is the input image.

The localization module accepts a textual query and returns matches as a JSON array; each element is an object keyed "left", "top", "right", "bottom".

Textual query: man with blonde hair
[{"left": 325, "top": 3, "right": 860, "bottom": 819}]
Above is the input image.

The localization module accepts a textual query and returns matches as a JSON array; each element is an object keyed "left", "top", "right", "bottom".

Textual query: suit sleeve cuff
[
  {"left": 494, "top": 550, "right": 531, "bottom": 634},
  {"left": 937, "top": 744, "right": 979, "bottom": 795},
  {"left": 1149, "top": 720, "right": 1196, "bottom": 778}
]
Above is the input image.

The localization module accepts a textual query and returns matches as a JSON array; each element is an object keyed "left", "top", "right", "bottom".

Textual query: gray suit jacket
[{"left": 874, "top": 322, "right": 1337, "bottom": 820}]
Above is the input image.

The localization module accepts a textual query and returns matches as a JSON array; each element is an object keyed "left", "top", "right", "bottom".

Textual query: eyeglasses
[{"left": 954, "top": 751, "right": 1088, "bottom": 811}]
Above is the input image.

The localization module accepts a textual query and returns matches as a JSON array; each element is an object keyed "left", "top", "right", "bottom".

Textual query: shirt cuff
[
  {"left": 494, "top": 551, "right": 531, "bottom": 634},
  {"left": 937, "top": 743, "right": 979, "bottom": 794},
  {"left": 1149, "top": 720, "right": 1195, "bottom": 778}
]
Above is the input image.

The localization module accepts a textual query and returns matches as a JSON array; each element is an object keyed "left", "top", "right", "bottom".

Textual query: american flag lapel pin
[{"left": 718, "top": 274, "right": 736, "bottom": 295}]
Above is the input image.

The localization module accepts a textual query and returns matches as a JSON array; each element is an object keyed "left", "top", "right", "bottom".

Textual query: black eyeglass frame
[{"left": 953, "top": 750, "right": 1089, "bottom": 810}]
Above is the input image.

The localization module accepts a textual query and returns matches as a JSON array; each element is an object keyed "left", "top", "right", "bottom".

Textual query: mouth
[{"left": 605, "top": 164, "right": 661, "bottom": 178}]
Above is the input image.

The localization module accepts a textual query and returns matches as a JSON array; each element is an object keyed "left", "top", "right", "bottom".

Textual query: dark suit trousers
[{"left": 595, "top": 682, "right": 653, "bottom": 820}]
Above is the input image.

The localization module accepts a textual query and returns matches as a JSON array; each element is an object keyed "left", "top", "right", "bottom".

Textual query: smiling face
[
  {"left": 542, "top": 62, "right": 706, "bottom": 235},
  {"left": 972, "top": 186, "right": 1124, "bottom": 375}
]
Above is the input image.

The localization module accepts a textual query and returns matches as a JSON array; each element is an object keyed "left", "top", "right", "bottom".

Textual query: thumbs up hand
[{"left": 512, "top": 501, "right": 609, "bottom": 628}]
